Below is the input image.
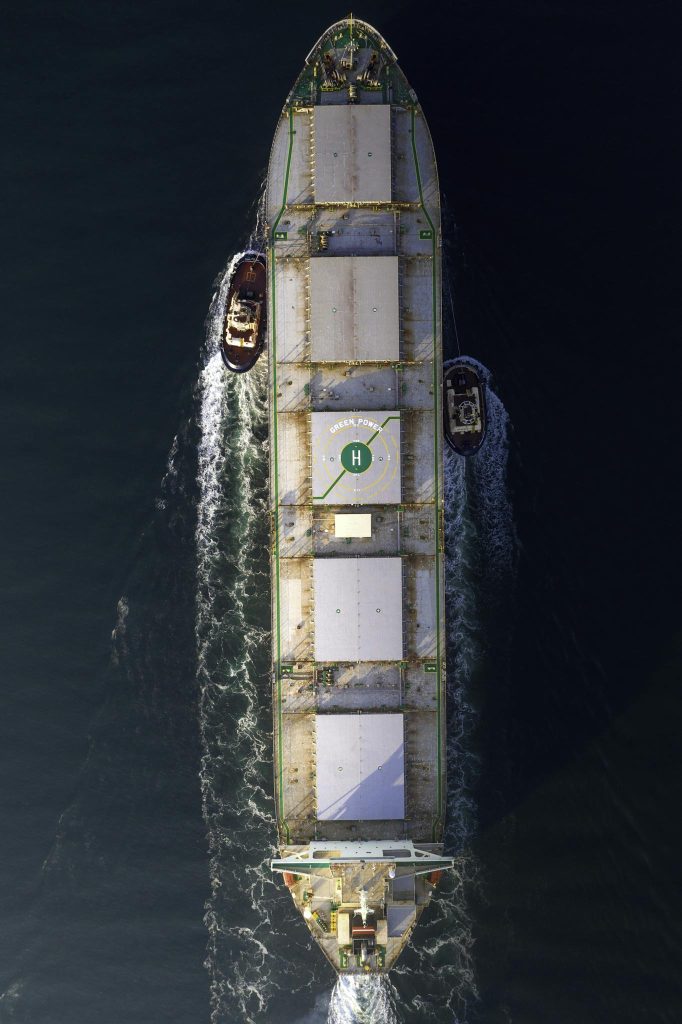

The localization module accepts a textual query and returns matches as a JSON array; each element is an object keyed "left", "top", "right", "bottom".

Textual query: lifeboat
[{"left": 221, "top": 253, "right": 266, "bottom": 373}]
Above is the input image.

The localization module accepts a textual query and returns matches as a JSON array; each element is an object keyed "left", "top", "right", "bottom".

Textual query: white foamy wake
[
  {"left": 384, "top": 370, "right": 516, "bottom": 1024},
  {"left": 327, "top": 977, "right": 398, "bottom": 1024},
  {"left": 466, "top": 366, "right": 518, "bottom": 584},
  {"left": 197, "top": 256, "right": 270, "bottom": 1022},
  {"left": 196, "top": 255, "right": 325, "bottom": 1023}
]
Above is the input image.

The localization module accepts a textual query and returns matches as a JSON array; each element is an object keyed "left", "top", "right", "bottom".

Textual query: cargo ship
[{"left": 265, "top": 16, "right": 452, "bottom": 974}]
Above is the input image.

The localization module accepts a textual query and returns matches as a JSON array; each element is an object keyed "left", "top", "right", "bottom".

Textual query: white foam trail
[
  {"left": 467, "top": 378, "right": 518, "bottom": 582},
  {"left": 0, "top": 981, "right": 25, "bottom": 1018},
  {"left": 195, "top": 254, "right": 276, "bottom": 1023},
  {"left": 109, "top": 595, "right": 129, "bottom": 667},
  {"left": 196, "top": 252, "right": 324, "bottom": 1022},
  {"left": 382, "top": 371, "right": 515, "bottom": 1023},
  {"left": 327, "top": 977, "right": 398, "bottom": 1024},
  {"left": 427, "top": 370, "right": 516, "bottom": 1022}
]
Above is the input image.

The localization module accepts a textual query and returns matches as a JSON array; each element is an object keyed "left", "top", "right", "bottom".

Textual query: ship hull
[{"left": 265, "top": 17, "right": 451, "bottom": 974}]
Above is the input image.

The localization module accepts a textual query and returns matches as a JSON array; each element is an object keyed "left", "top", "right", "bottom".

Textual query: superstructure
[{"left": 265, "top": 16, "right": 452, "bottom": 974}]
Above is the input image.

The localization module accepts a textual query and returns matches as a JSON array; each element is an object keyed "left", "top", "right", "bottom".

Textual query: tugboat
[
  {"left": 220, "top": 252, "right": 266, "bottom": 373},
  {"left": 443, "top": 359, "right": 487, "bottom": 456}
]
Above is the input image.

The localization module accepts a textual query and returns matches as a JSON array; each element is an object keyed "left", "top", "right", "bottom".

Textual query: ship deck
[
  {"left": 267, "top": 96, "right": 445, "bottom": 845},
  {"left": 264, "top": 15, "right": 448, "bottom": 973}
]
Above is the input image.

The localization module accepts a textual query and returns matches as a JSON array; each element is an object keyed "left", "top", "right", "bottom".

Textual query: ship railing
[
  {"left": 272, "top": 853, "right": 454, "bottom": 876},
  {"left": 309, "top": 108, "right": 316, "bottom": 196},
  {"left": 397, "top": 248, "right": 405, "bottom": 361},
  {"left": 303, "top": 258, "right": 312, "bottom": 362},
  {"left": 390, "top": 106, "right": 397, "bottom": 203}
]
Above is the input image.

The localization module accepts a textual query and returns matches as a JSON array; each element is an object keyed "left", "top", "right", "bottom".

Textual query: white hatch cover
[
  {"left": 309, "top": 256, "right": 399, "bottom": 362},
  {"left": 315, "top": 713, "right": 405, "bottom": 821},
  {"left": 313, "top": 105, "right": 392, "bottom": 203},
  {"left": 311, "top": 411, "right": 401, "bottom": 505},
  {"left": 334, "top": 514, "right": 372, "bottom": 538},
  {"left": 313, "top": 557, "right": 403, "bottom": 662}
]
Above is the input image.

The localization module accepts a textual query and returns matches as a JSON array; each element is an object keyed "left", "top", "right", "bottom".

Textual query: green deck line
[
  {"left": 312, "top": 415, "right": 401, "bottom": 500},
  {"left": 271, "top": 106, "right": 295, "bottom": 843},
  {"left": 313, "top": 469, "right": 346, "bottom": 502},
  {"left": 409, "top": 106, "right": 444, "bottom": 840},
  {"left": 367, "top": 414, "right": 401, "bottom": 445}
]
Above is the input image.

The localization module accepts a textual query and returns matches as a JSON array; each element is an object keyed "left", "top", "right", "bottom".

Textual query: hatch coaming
[{"left": 265, "top": 17, "right": 447, "bottom": 974}]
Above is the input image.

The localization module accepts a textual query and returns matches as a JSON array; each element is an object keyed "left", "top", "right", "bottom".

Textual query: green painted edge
[
  {"left": 312, "top": 415, "right": 401, "bottom": 500},
  {"left": 313, "top": 469, "right": 346, "bottom": 502},
  {"left": 271, "top": 107, "right": 295, "bottom": 843},
  {"left": 410, "top": 106, "right": 444, "bottom": 841}
]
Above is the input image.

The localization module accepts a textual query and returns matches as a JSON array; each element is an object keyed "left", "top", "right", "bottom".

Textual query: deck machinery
[{"left": 265, "top": 16, "right": 452, "bottom": 974}]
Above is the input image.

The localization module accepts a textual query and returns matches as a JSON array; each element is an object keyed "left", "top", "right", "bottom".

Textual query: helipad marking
[
  {"left": 312, "top": 414, "right": 400, "bottom": 500},
  {"left": 341, "top": 441, "right": 372, "bottom": 473}
]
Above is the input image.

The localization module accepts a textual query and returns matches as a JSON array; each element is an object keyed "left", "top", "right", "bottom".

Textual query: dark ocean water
[{"left": 2, "top": 2, "right": 681, "bottom": 1022}]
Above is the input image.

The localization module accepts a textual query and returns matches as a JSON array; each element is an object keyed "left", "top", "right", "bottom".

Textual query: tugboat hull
[
  {"left": 221, "top": 253, "right": 266, "bottom": 373},
  {"left": 443, "top": 360, "right": 487, "bottom": 456}
]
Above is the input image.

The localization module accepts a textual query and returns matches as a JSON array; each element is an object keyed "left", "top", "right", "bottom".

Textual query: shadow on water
[{"left": 0, "top": 376, "right": 210, "bottom": 1021}]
